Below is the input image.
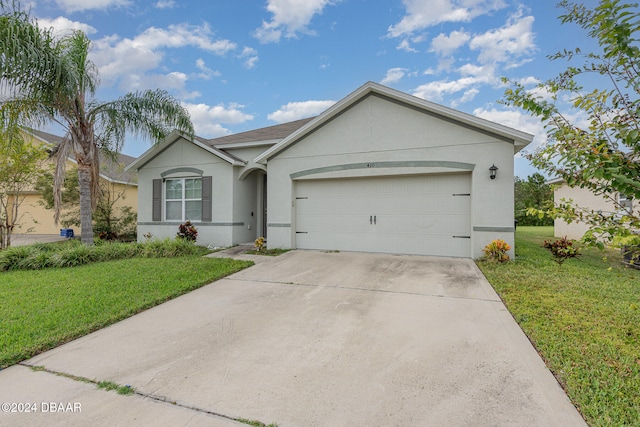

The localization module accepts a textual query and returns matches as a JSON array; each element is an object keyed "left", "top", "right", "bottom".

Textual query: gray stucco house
[{"left": 126, "top": 82, "right": 533, "bottom": 258}]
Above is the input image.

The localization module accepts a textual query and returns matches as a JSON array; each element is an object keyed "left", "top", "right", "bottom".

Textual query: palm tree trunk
[{"left": 77, "top": 164, "right": 94, "bottom": 245}]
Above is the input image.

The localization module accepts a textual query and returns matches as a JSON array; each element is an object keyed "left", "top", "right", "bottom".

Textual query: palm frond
[{"left": 93, "top": 89, "right": 194, "bottom": 152}]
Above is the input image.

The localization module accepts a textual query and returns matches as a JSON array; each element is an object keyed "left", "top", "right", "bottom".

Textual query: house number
[{"left": 366, "top": 162, "right": 376, "bottom": 168}]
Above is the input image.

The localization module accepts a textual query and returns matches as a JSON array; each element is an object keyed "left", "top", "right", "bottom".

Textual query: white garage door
[{"left": 295, "top": 173, "right": 471, "bottom": 257}]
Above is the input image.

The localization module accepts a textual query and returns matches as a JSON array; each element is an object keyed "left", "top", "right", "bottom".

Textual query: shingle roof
[
  {"left": 27, "top": 128, "right": 138, "bottom": 184},
  {"left": 207, "top": 117, "right": 315, "bottom": 146}
]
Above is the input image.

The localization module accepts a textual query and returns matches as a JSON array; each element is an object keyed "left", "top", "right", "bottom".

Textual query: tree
[
  {"left": 514, "top": 173, "right": 554, "bottom": 226},
  {"left": 0, "top": 2, "right": 193, "bottom": 245},
  {"left": 36, "top": 164, "right": 137, "bottom": 241},
  {"left": 0, "top": 130, "right": 48, "bottom": 248},
  {"left": 502, "top": 0, "right": 640, "bottom": 247}
]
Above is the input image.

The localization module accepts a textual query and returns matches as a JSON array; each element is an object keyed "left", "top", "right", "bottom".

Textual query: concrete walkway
[
  {"left": 9, "top": 234, "right": 69, "bottom": 246},
  {"left": 0, "top": 250, "right": 586, "bottom": 426}
]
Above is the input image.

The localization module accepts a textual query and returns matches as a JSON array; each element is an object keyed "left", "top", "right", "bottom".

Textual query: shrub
[
  {"left": 177, "top": 221, "right": 198, "bottom": 242},
  {"left": 482, "top": 239, "right": 511, "bottom": 263},
  {"left": 0, "top": 246, "right": 38, "bottom": 271},
  {"left": 0, "top": 239, "right": 208, "bottom": 271},
  {"left": 542, "top": 237, "right": 581, "bottom": 266},
  {"left": 255, "top": 236, "right": 265, "bottom": 252},
  {"left": 51, "top": 244, "right": 96, "bottom": 268}
]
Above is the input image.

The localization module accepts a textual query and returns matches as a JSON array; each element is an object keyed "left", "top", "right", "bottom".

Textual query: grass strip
[
  {"left": 1, "top": 256, "right": 252, "bottom": 368},
  {"left": 477, "top": 227, "right": 640, "bottom": 426}
]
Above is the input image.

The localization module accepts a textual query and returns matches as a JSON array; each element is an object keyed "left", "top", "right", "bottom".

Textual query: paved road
[{"left": 0, "top": 250, "right": 586, "bottom": 426}]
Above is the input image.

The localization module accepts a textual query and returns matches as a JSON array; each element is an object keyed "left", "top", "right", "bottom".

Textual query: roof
[
  {"left": 26, "top": 128, "right": 138, "bottom": 185},
  {"left": 254, "top": 81, "right": 535, "bottom": 164},
  {"left": 127, "top": 118, "right": 317, "bottom": 171},
  {"left": 207, "top": 117, "right": 315, "bottom": 146},
  {"left": 125, "top": 130, "right": 246, "bottom": 172}
]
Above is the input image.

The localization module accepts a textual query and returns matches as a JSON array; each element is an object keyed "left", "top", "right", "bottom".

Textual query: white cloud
[
  {"left": 268, "top": 100, "right": 335, "bottom": 123},
  {"left": 155, "top": 0, "right": 176, "bottom": 9},
  {"left": 396, "top": 39, "right": 418, "bottom": 53},
  {"left": 469, "top": 14, "right": 536, "bottom": 65},
  {"left": 381, "top": 68, "right": 409, "bottom": 85},
  {"left": 240, "top": 47, "right": 259, "bottom": 69},
  {"left": 194, "top": 59, "right": 221, "bottom": 80},
  {"left": 458, "top": 62, "right": 495, "bottom": 78},
  {"left": 430, "top": 30, "right": 470, "bottom": 56},
  {"left": 388, "top": 0, "right": 506, "bottom": 38},
  {"left": 474, "top": 107, "right": 544, "bottom": 153},
  {"left": 54, "top": 0, "right": 130, "bottom": 13},
  {"left": 132, "top": 23, "right": 236, "bottom": 55},
  {"left": 36, "top": 16, "right": 96, "bottom": 36},
  {"left": 412, "top": 75, "right": 491, "bottom": 102},
  {"left": 253, "top": 0, "right": 337, "bottom": 44},
  {"left": 91, "top": 23, "right": 237, "bottom": 91},
  {"left": 182, "top": 102, "right": 255, "bottom": 138}
]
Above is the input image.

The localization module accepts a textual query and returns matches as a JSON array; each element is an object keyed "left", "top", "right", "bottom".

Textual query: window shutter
[
  {"left": 152, "top": 179, "right": 162, "bottom": 221},
  {"left": 202, "top": 176, "right": 212, "bottom": 222}
]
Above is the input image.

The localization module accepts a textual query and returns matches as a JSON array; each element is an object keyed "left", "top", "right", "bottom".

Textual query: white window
[{"left": 165, "top": 178, "right": 202, "bottom": 221}]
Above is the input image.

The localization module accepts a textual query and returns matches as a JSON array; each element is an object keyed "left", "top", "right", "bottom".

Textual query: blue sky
[{"left": 29, "top": 0, "right": 602, "bottom": 178}]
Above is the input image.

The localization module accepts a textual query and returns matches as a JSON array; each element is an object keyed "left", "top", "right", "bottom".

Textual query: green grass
[
  {"left": 477, "top": 226, "right": 640, "bottom": 426},
  {"left": 244, "top": 248, "right": 290, "bottom": 256},
  {"left": 0, "top": 256, "right": 252, "bottom": 368}
]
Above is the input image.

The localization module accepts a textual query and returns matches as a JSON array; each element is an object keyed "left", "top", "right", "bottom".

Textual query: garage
[{"left": 294, "top": 173, "right": 471, "bottom": 257}]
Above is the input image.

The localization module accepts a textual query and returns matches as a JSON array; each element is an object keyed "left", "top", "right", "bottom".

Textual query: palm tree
[{"left": 0, "top": 2, "right": 194, "bottom": 244}]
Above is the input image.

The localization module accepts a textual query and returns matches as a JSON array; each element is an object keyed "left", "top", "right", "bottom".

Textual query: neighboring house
[
  {"left": 550, "top": 177, "right": 637, "bottom": 240},
  {"left": 12, "top": 129, "right": 138, "bottom": 235},
  {"left": 127, "top": 82, "right": 533, "bottom": 258}
]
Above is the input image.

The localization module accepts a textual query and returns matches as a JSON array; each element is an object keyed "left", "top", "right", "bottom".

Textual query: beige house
[
  {"left": 551, "top": 177, "right": 636, "bottom": 239},
  {"left": 11, "top": 129, "right": 138, "bottom": 236},
  {"left": 128, "top": 82, "right": 533, "bottom": 258}
]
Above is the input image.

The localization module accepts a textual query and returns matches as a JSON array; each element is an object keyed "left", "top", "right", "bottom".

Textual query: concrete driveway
[{"left": 0, "top": 251, "right": 586, "bottom": 426}]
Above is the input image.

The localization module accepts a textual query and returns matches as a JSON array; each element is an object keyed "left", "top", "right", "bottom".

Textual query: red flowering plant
[{"left": 177, "top": 221, "right": 198, "bottom": 242}]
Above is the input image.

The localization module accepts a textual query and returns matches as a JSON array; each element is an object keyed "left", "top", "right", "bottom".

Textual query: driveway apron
[{"left": 0, "top": 251, "right": 586, "bottom": 426}]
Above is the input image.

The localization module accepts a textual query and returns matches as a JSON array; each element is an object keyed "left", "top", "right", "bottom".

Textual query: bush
[
  {"left": 176, "top": 221, "right": 198, "bottom": 242},
  {"left": 50, "top": 244, "right": 96, "bottom": 268},
  {"left": 542, "top": 237, "right": 581, "bottom": 266},
  {"left": 0, "top": 239, "right": 209, "bottom": 271},
  {"left": 482, "top": 239, "right": 511, "bottom": 263},
  {"left": 141, "top": 238, "right": 202, "bottom": 258},
  {"left": 255, "top": 236, "right": 265, "bottom": 252}
]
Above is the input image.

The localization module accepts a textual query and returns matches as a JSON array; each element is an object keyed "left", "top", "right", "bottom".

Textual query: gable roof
[
  {"left": 207, "top": 117, "right": 315, "bottom": 147},
  {"left": 26, "top": 128, "right": 138, "bottom": 185},
  {"left": 125, "top": 130, "right": 246, "bottom": 172},
  {"left": 254, "top": 81, "right": 534, "bottom": 164}
]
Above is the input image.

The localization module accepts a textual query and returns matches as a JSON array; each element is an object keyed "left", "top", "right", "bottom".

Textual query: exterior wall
[
  {"left": 265, "top": 94, "right": 516, "bottom": 258},
  {"left": 12, "top": 180, "right": 137, "bottom": 236},
  {"left": 11, "top": 132, "right": 138, "bottom": 236},
  {"left": 9, "top": 193, "right": 53, "bottom": 234},
  {"left": 231, "top": 169, "right": 260, "bottom": 244},
  {"left": 136, "top": 138, "right": 240, "bottom": 247},
  {"left": 553, "top": 182, "right": 630, "bottom": 240}
]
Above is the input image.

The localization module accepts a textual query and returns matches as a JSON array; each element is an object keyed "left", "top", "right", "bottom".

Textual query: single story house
[
  {"left": 549, "top": 177, "right": 637, "bottom": 240},
  {"left": 126, "top": 82, "right": 533, "bottom": 258},
  {"left": 12, "top": 129, "right": 138, "bottom": 235}
]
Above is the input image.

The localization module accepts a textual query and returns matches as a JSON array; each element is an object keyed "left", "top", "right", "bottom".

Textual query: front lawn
[
  {"left": 477, "top": 226, "right": 640, "bottom": 427},
  {"left": 1, "top": 255, "right": 252, "bottom": 368}
]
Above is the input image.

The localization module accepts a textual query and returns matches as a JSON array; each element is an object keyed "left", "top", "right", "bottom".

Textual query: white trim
[
  {"left": 213, "top": 139, "right": 280, "bottom": 149},
  {"left": 253, "top": 81, "right": 534, "bottom": 164},
  {"left": 164, "top": 177, "right": 203, "bottom": 222},
  {"left": 126, "top": 130, "right": 245, "bottom": 172},
  {"left": 546, "top": 177, "right": 564, "bottom": 185}
]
